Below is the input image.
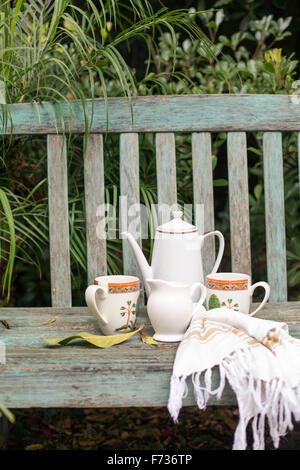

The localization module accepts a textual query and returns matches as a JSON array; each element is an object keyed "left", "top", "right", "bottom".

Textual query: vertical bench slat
[
  {"left": 227, "top": 132, "right": 252, "bottom": 276},
  {"left": 84, "top": 134, "right": 107, "bottom": 284},
  {"left": 263, "top": 132, "right": 287, "bottom": 301},
  {"left": 47, "top": 135, "right": 72, "bottom": 306},
  {"left": 192, "top": 132, "right": 215, "bottom": 277},
  {"left": 155, "top": 133, "right": 177, "bottom": 223},
  {"left": 120, "top": 133, "right": 142, "bottom": 278}
]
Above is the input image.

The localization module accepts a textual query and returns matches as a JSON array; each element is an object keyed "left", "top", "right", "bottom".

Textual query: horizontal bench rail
[{"left": 1, "top": 94, "right": 300, "bottom": 135}]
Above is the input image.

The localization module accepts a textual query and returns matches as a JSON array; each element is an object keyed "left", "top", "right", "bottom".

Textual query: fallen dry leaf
[
  {"left": 140, "top": 332, "right": 159, "bottom": 346},
  {"left": 25, "top": 443, "right": 43, "bottom": 451},
  {"left": 43, "top": 324, "right": 144, "bottom": 348},
  {"left": 42, "top": 318, "right": 56, "bottom": 326},
  {"left": 0, "top": 320, "right": 10, "bottom": 329}
]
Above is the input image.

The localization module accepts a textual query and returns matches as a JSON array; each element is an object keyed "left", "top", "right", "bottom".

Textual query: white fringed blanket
[{"left": 167, "top": 306, "right": 300, "bottom": 450}]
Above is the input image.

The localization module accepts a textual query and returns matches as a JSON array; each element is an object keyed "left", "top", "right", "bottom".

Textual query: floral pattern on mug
[
  {"left": 221, "top": 298, "right": 239, "bottom": 311},
  {"left": 115, "top": 300, "right": 137, "bottom": 332}
]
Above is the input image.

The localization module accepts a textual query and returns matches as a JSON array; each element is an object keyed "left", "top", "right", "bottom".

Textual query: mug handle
[
  {"left": 190, "top": 282, "right": 207, "bottom": 315},
  {"left": 248, "top": 281, "right": 270, "bottom": 316},
  {"left": 203, "top": 230, "right": 225, "bottom": 274},
  {"left": 85, "top": 284, "right": 109, "bottom": 325}
]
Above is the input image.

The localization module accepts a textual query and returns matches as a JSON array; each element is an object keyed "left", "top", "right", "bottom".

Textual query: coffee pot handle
[
  {"left": 85, "top": 285, "right": 109, "bottom": 325},
  {"left": 203, "top": 230, "right": 225, "bottom": 274}
]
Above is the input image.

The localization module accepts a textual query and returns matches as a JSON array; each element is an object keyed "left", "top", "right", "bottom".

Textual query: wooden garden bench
[{"left": 1, "top": 94, "right": 300, "bottom": 421}]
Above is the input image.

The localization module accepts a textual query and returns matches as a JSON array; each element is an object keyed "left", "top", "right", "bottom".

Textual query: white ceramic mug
[
  {"left": 205, "top": 272, "right": 270, "bottom": 316},
  {"left": 85, "top": 275, "right": 140, "bottom": 335}
]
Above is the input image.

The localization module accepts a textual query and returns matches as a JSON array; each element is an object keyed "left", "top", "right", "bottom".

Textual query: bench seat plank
[{"left": 0, "top": 303, "right": 299, "bottom": 408}]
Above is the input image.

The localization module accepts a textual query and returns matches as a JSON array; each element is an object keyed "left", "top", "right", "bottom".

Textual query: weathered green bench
[{"left": 1, "top": 94, "right": 300, "bottom": 432}]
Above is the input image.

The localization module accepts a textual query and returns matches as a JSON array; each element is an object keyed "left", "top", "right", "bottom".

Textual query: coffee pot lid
[{"left": 156, "top": 210, "right": 197, "bottom": 234}]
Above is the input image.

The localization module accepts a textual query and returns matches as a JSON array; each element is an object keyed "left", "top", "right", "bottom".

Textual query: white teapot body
[{"left": 151, "top": 231, "right": 204, "bottom": 285}]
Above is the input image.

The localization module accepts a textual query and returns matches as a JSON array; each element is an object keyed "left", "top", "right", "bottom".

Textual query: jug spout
[
  {"left": 146, "top": 278, "right": 170, "bottom": 292},
  {"left": 121, "top": 232, "right": 152, "bottom": 295},
  {"left": 147, "top": 278, "right": 189, "bottom": 292}
]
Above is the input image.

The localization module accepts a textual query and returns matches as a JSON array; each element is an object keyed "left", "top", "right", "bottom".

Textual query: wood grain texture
[
  {"left": 47, "top": 135, "right": 72, "bottom": 306},
  {"left": 263, "top": 132, "right": 287, "bottom": 301},
  {"left": 192, "top": 132, "right": 216, "bottom": 277},
  {"left": 120, "top": 133, "right": 142, "bottom": 278},
  {"left": 0, "top": 302, "right": 299, "bottom": 408},
  {"left": 227, "top": 132, "right": 252, "bottom": 276},
  {"left": 84, "top": 134, "right": 107, "bottom": 284},
  {"left": 2, "top": 95, "right": 300, "bottom": 134},
  {"left": 155, "top": 133, "right": 177, "bottom": 224}
]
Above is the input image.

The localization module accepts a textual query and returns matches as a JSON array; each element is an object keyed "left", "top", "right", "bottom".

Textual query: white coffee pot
[{"left": 122, "top": 210, "right": 224, "bottom": 297}]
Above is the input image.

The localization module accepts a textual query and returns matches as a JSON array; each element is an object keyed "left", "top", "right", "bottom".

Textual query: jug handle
[
  {"left": 203, "top": 230, "right": 225, "bottom": 274},
  {"left": 85, "top": 285, "right": 109, "bottom": 325},
  {"left": 190, "top": 282, "right": 207, "bottom": 315}
]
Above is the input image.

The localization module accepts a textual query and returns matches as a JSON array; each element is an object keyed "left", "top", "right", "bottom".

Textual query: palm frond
[{"left": 0, "top": 187, "right": 16, "bottom": 302}]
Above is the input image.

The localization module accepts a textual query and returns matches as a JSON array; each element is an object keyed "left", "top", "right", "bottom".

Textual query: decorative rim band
[
  {"left": 206, "top": 278, "right": 248, "bottom": 291},
  {"left": 94, "top": 279, "right": 139, "bottom": 294}
]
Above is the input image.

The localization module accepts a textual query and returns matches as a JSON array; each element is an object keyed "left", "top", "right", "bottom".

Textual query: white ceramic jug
[
  {"left": 146, "top": 278, "right": 207, "bottom": 342},
  {"left": 122, "top": 210, "right": 224, "bottom": 297}
]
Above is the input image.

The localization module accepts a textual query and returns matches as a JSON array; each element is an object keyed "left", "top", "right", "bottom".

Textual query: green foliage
[
  {"left": 138, "top": 10, "right": 297, "bottom": 95},
  {"left": 0, "top": 402, "right": 15, "bottom": 422},
  {"left": 0, "top": 0, "right": 212, "bottom": 106},
  {"left": 0, "top": 187, "right": 15, "bottom": 301}
]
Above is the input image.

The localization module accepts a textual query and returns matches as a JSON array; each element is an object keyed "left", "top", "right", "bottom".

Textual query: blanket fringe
[
  {"left": 168, "top": 376, "right": 189, "bottom": 424},
  {"left": 168, "top": 346, "right": 300, "bottom": 450}
]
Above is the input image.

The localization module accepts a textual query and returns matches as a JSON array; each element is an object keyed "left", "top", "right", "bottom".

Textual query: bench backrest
[{"left": 4, "top": 94, "right": 300, "bottom": 305}]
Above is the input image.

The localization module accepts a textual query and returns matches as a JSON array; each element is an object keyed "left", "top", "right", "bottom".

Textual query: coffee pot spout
[{"left": 121, "top": 231, "right": 152, "bottom": 295}]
